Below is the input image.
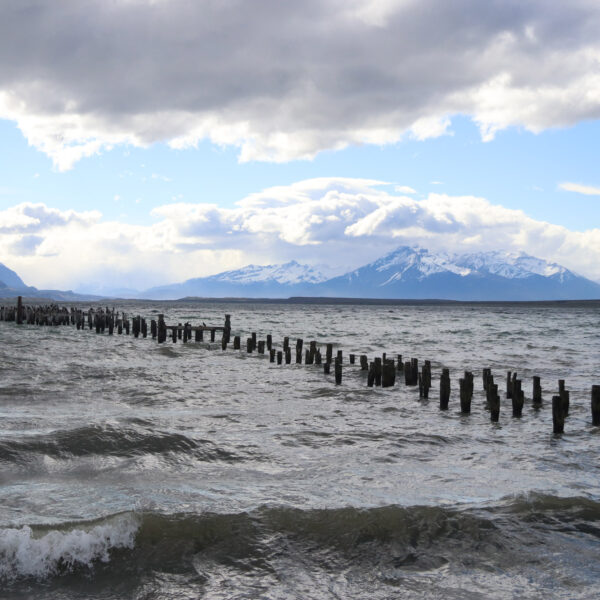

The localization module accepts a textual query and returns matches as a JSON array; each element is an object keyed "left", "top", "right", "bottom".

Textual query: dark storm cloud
[{"left": 1, "top": 0, "right": 599, "bottom": 167}]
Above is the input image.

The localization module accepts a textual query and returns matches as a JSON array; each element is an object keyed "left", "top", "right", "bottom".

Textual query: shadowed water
[{"left": 1, "top": 301, "right": 599, "bottom": 598}]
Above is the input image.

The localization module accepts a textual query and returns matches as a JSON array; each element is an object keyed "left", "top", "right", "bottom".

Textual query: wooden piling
[
  {"left": 324, "top": 361, "right": 331, "bottom": 374},
  {"left": 460, "top": 377, "right": 471, "bottom": 414},
  {"left": 560, "top": 389, "right": 570, "bottom": 418},
  {"left": 489, "top": 384, "right": 500, "bottom": 422},
  {"left": 246, "top": 338, "right": 253, "bottom": 353},
  {"left": 591, "top": 385, "right": 600, "bottom": 426},
  {"left": 532, "top": 376, "right": 542, "bottom": 406},
  {"left": 360, "top": 355, "right": 368, "bottom": 371},
  {"left": 251, "top": 332, "right": 257, "bottom": 350},
  {"left": 367, "top": 362, "right": 375, "bottom": 387},
  {"left": 210, "top": 328, "right": 215, "bottom": 342},
  {"left": 374, "top": 357, "right": 382, "bottom": 386},
  {"left": 382, "top": 360, "right": 395, "bottom": 388},
  {"left": 266, "top": 334, "right": 272, "bottom": 351},
  {"left": 16, "top": 296, "right": 23, "bottom": 325},
  {"left": 335, "top": 357, "right": 342, "bottom": 385},
  {"left": 552, "top": 395, "right": 564, "bottom": 434},
  {"left": 233, "top": 336, "right": 240, "bottom": 350},
  {"left": 506, "top": 371, "right": 512, "bottom": 399},
  {"left": 349, "top": 354, "right": 355, "bottom": 365},
  {"left": 285, "top": 347, "right": 291, "bottom": 364},
  {"left": 326, "top": 343, "right": 333, "bottom": 364},
  {"left": 512, "top": 378, "right": 524, "bottom": 417},
  {"left": 258, "top": 340, "right": 265, "bottom": 354},
  {"left": 296, "top": 339, "right": 303, "bottom": 363},
  {"left": 397, "top": 354, "right": 403, "bottom": 372},
  {"left": 270, "top": 349, "right": 276, "bottom": 363},
  {"left": 277, "top": 350, "right": 283, "bottom": 365},
  {"left": 440, "top": 368, "right": 450, "bottom": 410}
]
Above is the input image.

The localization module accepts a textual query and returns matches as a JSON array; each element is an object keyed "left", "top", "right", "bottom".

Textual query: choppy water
[{"left": 1, "top": 301, "right": 600, "bottom": 599}]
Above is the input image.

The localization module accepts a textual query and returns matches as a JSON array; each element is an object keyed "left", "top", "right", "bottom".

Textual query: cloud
[
  {"left": 394, "top": 185, "right": 416, "bottom": 194},
  {"left": 2, "top": 178, "right": 600, "bottom": 289},
  {"left": 1, "top": 1, "right": 600, "bottom": 169},
  {"left": 559, "top": 182, "right": 600, "bottom": 196}
]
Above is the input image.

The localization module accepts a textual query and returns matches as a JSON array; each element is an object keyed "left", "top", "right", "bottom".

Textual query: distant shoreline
[{"left": 3, "top": 294, "right": 600, "bottom": 307}]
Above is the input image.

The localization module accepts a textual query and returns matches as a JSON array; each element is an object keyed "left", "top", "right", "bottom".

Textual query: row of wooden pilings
[{"left": 2, "top": 297, "right": 600, "bottom": 433}]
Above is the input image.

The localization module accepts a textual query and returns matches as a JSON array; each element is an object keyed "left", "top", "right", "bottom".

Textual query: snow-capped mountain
[
  {"left": 143, "top": 261, "right": 328, "bottom": 299},
  {"left": 453, "top": 251, "right": 568, "bottom": 279},
  {"left": 315, "top": 246, "right": 600, "bottom": 300}
]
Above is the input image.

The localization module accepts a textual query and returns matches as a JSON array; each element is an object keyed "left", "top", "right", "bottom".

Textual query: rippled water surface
[{"left": 1, "top": 301, "right": 600, "bottom": 599}]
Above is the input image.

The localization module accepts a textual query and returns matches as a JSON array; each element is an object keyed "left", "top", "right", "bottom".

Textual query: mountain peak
[{"left": 0, "top": 263, "right": 28, "bottom": 289}]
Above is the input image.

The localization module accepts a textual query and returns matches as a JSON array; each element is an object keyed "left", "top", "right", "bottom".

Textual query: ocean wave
[
  {"left": 3, "top": 495, "right": 600, "bottom": 589},
  {"left": 0, "top": 425, "right": 252, "bottom": 463},
  {"left": 0, "top": 513, "right": 138, "bottom": 581}
]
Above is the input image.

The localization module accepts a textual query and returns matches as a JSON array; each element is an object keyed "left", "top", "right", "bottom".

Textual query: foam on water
[{"left": 0, "top": 513, "right": 138, "bottom": 580}]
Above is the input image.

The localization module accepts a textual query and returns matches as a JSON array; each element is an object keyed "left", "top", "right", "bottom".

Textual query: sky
[{"left": 1, "top": 0, "right": 600, "bottom": 292}]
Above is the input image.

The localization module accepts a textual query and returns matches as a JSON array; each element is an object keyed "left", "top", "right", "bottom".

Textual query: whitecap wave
[{"left": 0, "top": 513, "right": 138, "bottom": 580}]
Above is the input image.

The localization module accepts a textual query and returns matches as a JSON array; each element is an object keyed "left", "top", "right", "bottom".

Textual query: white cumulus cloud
[{"left": 2, "top": 178, "right": 600, "bottom": 290}]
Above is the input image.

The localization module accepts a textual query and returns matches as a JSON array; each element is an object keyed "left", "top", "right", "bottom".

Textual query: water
[{"left": 1, "top": 301, "right": 600, "bottom": 599}]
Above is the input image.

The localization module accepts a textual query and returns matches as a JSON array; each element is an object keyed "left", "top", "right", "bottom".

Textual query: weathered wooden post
[
  {"left": 223, "top": 315, "right": 231, "bottom": 345},
  {"left": 285, "top": 347, "right": 291, "bottom": 364},
  {"left": 309, "top": 341, "right": 317, "bottom": 364},
  {"left": 440, "top": 368, "right": 450, "bottom": 410},
  {"left": 314, "top": 350, "right": 322, "bottom": 365},
  {"left": 335, "top": 357, "right": 342, "bottom": 385},
  {"left": 177, "top": 323, "right": 182, "bottom": 340},
  {"left": 532, "top": 376, "right": 542, "bottom": 406},
  {"left": 246, "top": 338, "right": 253, "bottom": 353},
  {"left": 296, "top": 339, "right": 303, "bottom": 363},
  {"left": 124, "top": 318, "right": 130, "bottom": 335},
  {"left": 277, "top": 350, "right": 283, "bottom": 365},
  {"left": 323, "top": 361, "right": 331, "bottom": 374},
  {"left": 349, "top": 354, "right": 355, "bottom": 365},
  {"left": 157, "top": 314, "right": 166, "bottom": 343},
  {"left": 512, "top": 378, "right": 524, "bottom": 417},
  {"left": 560, "top": 389, "right": 570, "bottom": 418},
  {"left": 382, "top": 361, "right": 395, "bottom": 388},
  {"left": 374, "top": 357, "right": 382, "bottom": 386},
  {"left": 552, "top": 395, "right": 565, "bottom": 434},
  {"left": 251, "top": 332, "right": 257, "bottom": 350},
  {"left": 360, "top": 355, "right": 368, "bottom": 371},
  {"left": 141, "top": 318, "right": 147, "bottom": 338},
  {"left": 460, "top": 378, "right": 471, "bottom": 414},
  {"left": 16, "top": 296, "right": 23, "bottom": 325},
  {"left": 404, "top": 361, "right": 412, "bottom": 385},
  {"left": 283, "top": 337, "right": 290, "bottom": 353},
  {"left": 210, "top": 328, "right": 215, "bottom": 342},
  {"left": 326, "top": 343, "right": 333, "bottom": 364},
  {"left": 266, "top": 334, "right": 272, "bottom": 351},
  {"left": 258, "top": 340, "right": 265, "bottom": 354},
  {"left": 151, "top": 319, "right": 157, "bottom": 339},
  {"left": 171, "top": 326, "right": 177, "bottom": 343},
  {"left": 592, "top": 386, "right": 600, "bottom": 426},
  {"left": 270, "top": 349, "right": 276, "bottom": 362},
  {"left": 397, "top": 354, "right": 403, "bottom": 372},
  {"left": 489, "top": 383, "right": 500, "bottom": 422},
  {"left": 233, "top": 335, "right": 240, "bottom": 350},
  {"left": 367, "top": 362, "right": 375, "bottom": 387},
  {"left": 221, "top": 332, "right": 227, "bottom": 350},
  {"left": 506, "top": 371, "right": 512, "bottom": 399},
  {"left": 410, "top": 358, "right": 419, "bottom": 386}
]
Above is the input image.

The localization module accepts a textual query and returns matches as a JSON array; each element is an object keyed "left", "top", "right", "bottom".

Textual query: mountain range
[{"left": 2, "top": 246, "right": 600, "bottom": 301}]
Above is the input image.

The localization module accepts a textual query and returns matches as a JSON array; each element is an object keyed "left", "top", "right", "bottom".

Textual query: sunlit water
[{"left": 1, "top": 301, "right": 600, "bottom": 599}]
